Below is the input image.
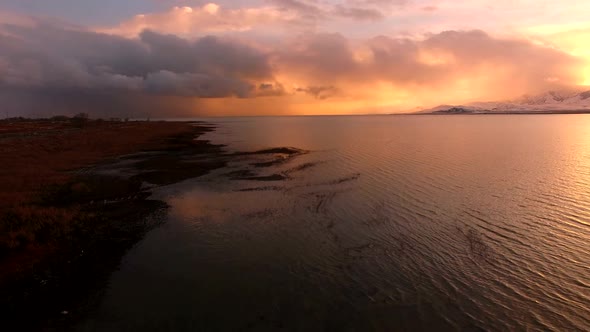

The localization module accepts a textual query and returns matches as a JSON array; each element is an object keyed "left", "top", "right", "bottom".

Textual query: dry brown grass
[
  {"left": 0, "top": 120, "right": 193, "bottom": 207},
  {"left": 0, "top": 119, "right": 195, "bottom": 276}
]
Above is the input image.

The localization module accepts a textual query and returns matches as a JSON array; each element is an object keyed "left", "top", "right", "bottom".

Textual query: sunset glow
[
  {"left": 3, "top": 2, "right": 590, "bottom": 330},
  {"left": 1, "top": 1, "right": 590, "bottom": 116}
]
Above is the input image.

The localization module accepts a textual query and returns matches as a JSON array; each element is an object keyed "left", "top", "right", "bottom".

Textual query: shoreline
[
  {"left": 0, "top": 119, "right": 230, "bottom": 330},
  {"left": 411, "top": 110, "right": 590, "bottom": 115},
  {"left": 0, "top": 118, "right": 309, "bottom": 330}
]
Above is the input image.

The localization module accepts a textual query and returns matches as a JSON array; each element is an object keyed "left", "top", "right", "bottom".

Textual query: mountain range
[{"left": 420, "top": 89, "right": 590, "bottom": 114}]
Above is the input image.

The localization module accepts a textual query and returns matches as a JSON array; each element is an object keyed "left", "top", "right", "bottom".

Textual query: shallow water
[{"left": 78, "top": 115, "right": 590, "bottom": 331}]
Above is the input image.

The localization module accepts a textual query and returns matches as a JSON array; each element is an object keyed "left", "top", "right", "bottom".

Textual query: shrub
[{"left": 70, "top": 113, "right": 89, "bottom": 128}]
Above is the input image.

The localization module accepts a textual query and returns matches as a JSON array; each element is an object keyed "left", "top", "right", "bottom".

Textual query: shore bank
[
  {"left": 1, "top": 118, "right": 309, "bottom": 330},
  {"left": 0, "top": 119, "right": 229, "bottom": 330}
]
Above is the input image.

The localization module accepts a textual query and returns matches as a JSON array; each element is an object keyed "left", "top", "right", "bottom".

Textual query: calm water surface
[{"left": 79, "top": 115, "right": 590, "bottom": 331}]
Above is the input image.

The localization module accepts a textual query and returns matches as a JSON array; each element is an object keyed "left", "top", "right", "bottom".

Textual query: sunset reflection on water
[{"left": 80, "top": 115, "right": 590, "bottom": 331}]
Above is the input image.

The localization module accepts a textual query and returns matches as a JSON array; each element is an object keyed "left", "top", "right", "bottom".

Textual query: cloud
[
  {"left": 143, "top": 71, "right": 253, "bottom": 97},
  {"left": 421, "top": 6, "right": 438, "bottom": 12},
  {"left": 296, "top": 85, "right": 339, "bottom": 99},
  {"left": 0, "top": 11, "right": 585, "bottom": 116},
  {"left": 270, "top": 0, "right": 385, "bottom": 22},
  {"left": 100, "top": 3, "right": 296, "bottom": 37},
  {"left": 257, "top": 82, "right": 286, "bottom": 96},
  {"left": 332, "top": 5, "right": 384, "bottom": 21},
  {"left": 276, "top": 30, "right": 583, "bottom": 105},
  {"left": 0, "top": 20, "right": 274, "bottom": 96},
  {"left": 346, "top": 0, "right": 408, "bottom": 8},
  {"left": 103, "top": 1, "right": 397, "bottom": 38},
  {"left": 0, "top": 17, "right": 283, "bottom": 116},
  {"left": 270, "top": 0, "right": 325, "bottom": 21}
]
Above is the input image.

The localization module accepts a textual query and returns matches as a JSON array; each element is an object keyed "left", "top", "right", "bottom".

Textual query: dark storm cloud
[
  {"left": 0, "top": 17, "right": 582, "bottom": 116},
  {"left": 296, "top": 85, "right": 339, "bottom": 99},
  {"left": 257, "top": 82, "right": 286, "bottom": 96},
  {"left": 0, "top": 20, "right": 274, "bottom": 101}
]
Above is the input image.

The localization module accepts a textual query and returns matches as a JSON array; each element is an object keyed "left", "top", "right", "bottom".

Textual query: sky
[{"left": 1, "top": 0, "right": 590, "bottom": 116}]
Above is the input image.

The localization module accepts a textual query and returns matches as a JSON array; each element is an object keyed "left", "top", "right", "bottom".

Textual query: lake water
[{"left": 78, "top": 115, "right": 590, "bottom": 331}]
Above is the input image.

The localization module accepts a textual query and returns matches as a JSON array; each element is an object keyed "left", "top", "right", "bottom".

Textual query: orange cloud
[
  {"left": 274, "top": 30, "right": 583, "bottom": 110},
  {"left": 528, "top": 27, "right": 590, "bottom": 86},
  {"left": 99, "top": 3, "right": 295, "bottom": 38},
  {"left": 0, "top": 4, "right": 588, "bottom": 117}
]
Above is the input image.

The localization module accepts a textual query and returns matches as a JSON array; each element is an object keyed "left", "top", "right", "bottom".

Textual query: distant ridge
[{"left": 419, "top": 88, "right": 590, "bottom": 114}]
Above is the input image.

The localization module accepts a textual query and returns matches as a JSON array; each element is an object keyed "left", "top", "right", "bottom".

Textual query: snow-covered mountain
[{"left": 420, "top": 89, "right": 590, "bottom": 114}]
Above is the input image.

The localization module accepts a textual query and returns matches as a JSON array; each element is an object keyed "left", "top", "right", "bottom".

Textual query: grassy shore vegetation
[
  {"left": 0, "top": 117, "right": 192, "bottom": 259},
  {"left": 0, "top": 116, "right": 224, "bottom": 329},
  {"left": 0, "top": 116, "right": 301, "bottom": 329}
]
